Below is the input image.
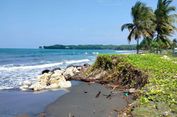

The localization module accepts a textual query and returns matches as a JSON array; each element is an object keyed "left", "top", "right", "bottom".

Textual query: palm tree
[
  {"left": 139, "top": 37, "right": 153, "bottom": 50},
  {"left": 121, "top": 2, "right": 155, "bottom": 54},
  {"left": 154, "top": 0, "right": 177, "bottom": 51}
]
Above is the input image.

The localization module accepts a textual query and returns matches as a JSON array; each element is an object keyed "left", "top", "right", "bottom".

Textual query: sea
[{"left": 0, "top": 48, "right": 135, "bottom": 90}]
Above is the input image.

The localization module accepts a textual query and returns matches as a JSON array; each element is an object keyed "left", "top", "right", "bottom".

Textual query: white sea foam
[
  {"left": 0, "top": 86, "right": 14, "bottom": 90},
  {"left": 0, "top": 62, "right": 64, "bottom": 71},
  {"left": 0, "top": 59, "right": 91, "bottom": 90},
  {"left": 115, "top": 50, "right": 136, "bottom": 54},
  {"left": 64, "top": 59, "right": 90, "bottom": 64}
]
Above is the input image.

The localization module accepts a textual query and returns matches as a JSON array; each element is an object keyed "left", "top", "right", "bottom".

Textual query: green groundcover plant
[{"left": 91, "top": 54, "right": 177, "bottom": 116}]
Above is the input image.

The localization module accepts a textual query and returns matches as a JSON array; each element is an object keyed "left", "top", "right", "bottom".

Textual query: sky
[{"left": 0, "top": 0, "right": 176, "bottom": 48}]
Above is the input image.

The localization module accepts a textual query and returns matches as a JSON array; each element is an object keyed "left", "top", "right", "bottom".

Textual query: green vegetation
[
  {"left": 122, "top": 0, "right": 177, "bottom": 54},
  {"left": 87, "top": 54, "right": 148, "bottom": 88},
  {"left": 125, "top": 54, "right": 177, "bottom": 116},
  {"left": 42, "top": 44, "right": 136, "bottom": 50},
  {"left": 88, "top": 54, "right": 177, "bottom": 116}
]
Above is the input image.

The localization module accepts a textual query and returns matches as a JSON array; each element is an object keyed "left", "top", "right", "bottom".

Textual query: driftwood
[{"left": 95, "top": 91, "right": 101, "bottom": 98}]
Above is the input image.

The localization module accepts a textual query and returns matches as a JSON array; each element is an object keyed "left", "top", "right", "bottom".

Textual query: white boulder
[
  {"left": 54, "top": 70, "right": 64, "bottom": 75},
  {"left": 29, "top": 82, "right": 46, "bottom": 91},
  {"left": 59, "top": 81, "right": 72, "bottom": 88},
  {"left": 37, "top": 73, "right": 52, "bottom": 81},
  {"left": 63, "top": 66, "right": 80, "bottom": 77},
  {"left": 46, "top": 83, "right": 59, "bottom": 89},
  {"left": 19, "top": 66, "right": 78, "bottom": 91}
]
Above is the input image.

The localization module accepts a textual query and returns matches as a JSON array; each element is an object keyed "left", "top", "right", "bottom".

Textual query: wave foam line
[
  {"left": 0, "top": 59, "right": 90, "bottom": 71},
  {"left": 0, "top": 62, "right": 63, "bottom": 71},
  {"left": 64, "top": 59, "right": 90, "bottom": 64}
]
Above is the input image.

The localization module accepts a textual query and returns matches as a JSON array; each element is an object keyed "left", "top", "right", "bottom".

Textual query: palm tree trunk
[{"left": 136, "top": 38, "right": 139, "bottom": 54}]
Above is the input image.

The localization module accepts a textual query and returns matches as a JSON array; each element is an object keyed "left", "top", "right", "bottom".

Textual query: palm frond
[{"left": 121, "top": 23, "right": 134, "bottom": 31}]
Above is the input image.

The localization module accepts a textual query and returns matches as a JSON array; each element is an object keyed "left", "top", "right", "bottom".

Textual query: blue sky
[{"left": 0, "top": 0, "right": 176, "bottom": 48}]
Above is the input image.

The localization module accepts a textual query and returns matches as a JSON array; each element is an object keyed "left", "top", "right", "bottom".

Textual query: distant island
[{"left": 40, "top": 44, "right": 136, "bottom": 50}]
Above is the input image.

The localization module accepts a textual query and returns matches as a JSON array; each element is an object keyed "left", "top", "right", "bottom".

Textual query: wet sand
[
  {"left": 0, "top": 81, "right": 79, "bottom": 117},
  {"left": 45, "top": 82, "right": 132, "bottom": 117}
]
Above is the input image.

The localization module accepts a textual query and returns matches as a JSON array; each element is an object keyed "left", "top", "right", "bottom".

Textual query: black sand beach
[
  {"left": 45, "top": 82, "right": 132, "bottom": 117},
  {"left": 0, "top": 81, "right": 79, "bottom": 117}
]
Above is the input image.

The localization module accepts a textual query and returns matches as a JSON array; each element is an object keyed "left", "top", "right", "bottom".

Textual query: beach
[
  {"left": 0, "top": 81, "right": 79, "bottom": 117},
  {"left": 0, "top": 49, "right": 135, "bottom": 117},
  {"left": 1, "top": 81, "right": 132, "bottom": 117},
  {"left": 45, "top": 82, "right": 132, "bottom": 117}
]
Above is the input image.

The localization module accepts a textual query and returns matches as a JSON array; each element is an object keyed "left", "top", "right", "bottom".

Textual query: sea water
[{"left": 0, "top": 48, "right": 135, "bottom": 90}]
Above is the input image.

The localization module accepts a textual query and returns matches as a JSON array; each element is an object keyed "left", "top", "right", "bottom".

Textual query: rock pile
[{"left": 20, "top": 64, "right": 89, "bottom": 91}]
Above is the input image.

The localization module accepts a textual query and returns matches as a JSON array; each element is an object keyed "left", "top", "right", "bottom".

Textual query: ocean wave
[
  {"left": 64, "top": 59, "right": 90, "bottom": 64},
  {"left": 0, "top": 86, "right": 14, "bottom": 90},
  {"left": 0, "top": 59, "right": 91, "bottom": 90},
  {"left": 0, "top": 59, "right": 90, "bottom": 71},
  {"left": 115, "top": 50, "right": 136, "bottom": 53},
  {"left": 0, "top": 62, "right": 63, "bottom": 71}
]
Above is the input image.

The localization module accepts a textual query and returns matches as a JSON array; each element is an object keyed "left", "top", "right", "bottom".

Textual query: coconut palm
[
  {"left": 121, "top": 2, "right": 155, "bottom": 54},
  {"left": 154, "top": 0, "right": 177, "bottom": 48},
  {"left": 139, "top": 37, "right": 153, "bottom": 50}
]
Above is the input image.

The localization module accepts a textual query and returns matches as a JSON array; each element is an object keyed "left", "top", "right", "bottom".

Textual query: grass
[{"left": 88, "top": 54, "right": 177, "bottom": 116}]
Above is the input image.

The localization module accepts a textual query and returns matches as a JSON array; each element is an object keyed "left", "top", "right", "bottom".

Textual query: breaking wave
[{"left": 0, "top": 59, "right": 90, "bottom": 90}]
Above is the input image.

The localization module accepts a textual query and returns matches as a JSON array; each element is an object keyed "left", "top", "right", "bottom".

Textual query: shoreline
[{"left": 0, "top": 81, "right": 80, "bottom": 117}]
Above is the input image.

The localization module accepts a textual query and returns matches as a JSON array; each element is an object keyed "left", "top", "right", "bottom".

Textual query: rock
[
  {"left": 53, "top": 70, "right": 64, "bottom": 76},
  {"left": 67, "top": 64, "right": 82, "bottom": 68},
  {"left": 46, "top": 83, "right": 59, "bottom": 89},
  {"left": 59, "top": 81, "right": 72, "bottom": 88},
  {"left": 51, "top": 67, "right": 61, "bottom": 73},
  {"left": 50, "top": 73, "right": 66, "bottom": 81},
  {"left": 83, "top": 63, "right": 90, "bottom": 68},
  {"left": 76, "top": 66, "right": 82, "bottom": 71},
  {"left": 49, "top": 74, "right": 67, "bottom": 88},
  {"left": 128, "top": 88, "right": 136, "bottom": 93},
  {"left": 21, "top": 66, "right": 76, "bottom": 91},
  {"left": 41, "top": 69, "right": 50, "bottom": 74},
  {"left": 29, "top": 82, "right": 46, "bottom": 91},
  {"left": 37, "top": 73, "right": 52, "bottom": 85},
  {"left": 63, "top": 66, "right": 80, "bottom": 78},
  {"left": 66, "top": 64, "right": 75, "bottom": 68}
]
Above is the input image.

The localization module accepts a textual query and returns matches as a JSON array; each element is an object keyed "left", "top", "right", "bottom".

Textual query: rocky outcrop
[{"left": 20, "top": 64, "right": 90, "bottom": 91}]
